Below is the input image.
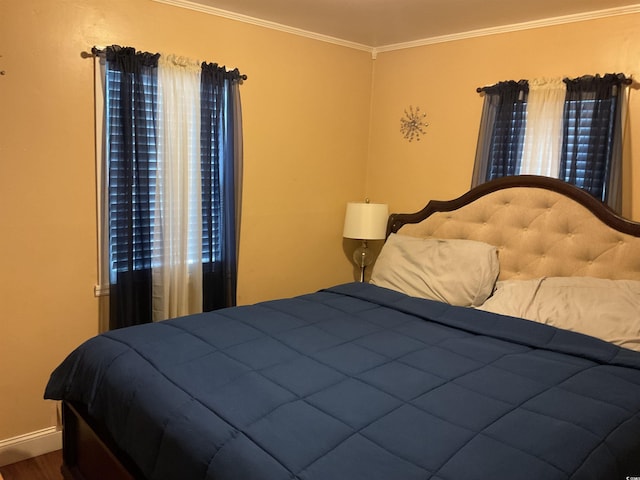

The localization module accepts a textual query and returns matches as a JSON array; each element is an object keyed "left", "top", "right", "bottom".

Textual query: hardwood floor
[{"left": 0, "top": 451, "right": 64, "bottom": 480}]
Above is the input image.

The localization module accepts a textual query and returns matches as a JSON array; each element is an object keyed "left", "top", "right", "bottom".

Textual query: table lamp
[{"left": 343, "top": 200, "right": 388, "bottom": 282}]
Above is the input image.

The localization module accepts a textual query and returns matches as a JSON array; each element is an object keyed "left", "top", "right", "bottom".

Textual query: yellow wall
[
  {"left": 0, "top": 0, "right": 371, "bottom": 441},
  {"left": 367, "top": 13, "right": 640, "bottom": 218},
  {"left": 1, "top": 0, "right": 639, "bottom": 450}
]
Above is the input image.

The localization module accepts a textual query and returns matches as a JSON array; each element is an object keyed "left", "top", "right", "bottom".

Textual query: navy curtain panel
[
  {"left": 106, "top": 46, "right": 160, "bottom": 330},
  {"left": 200, "top": 63, "right": 242, "bottom": 312},
  {"left": 560, "top": 74, "right": 625, "bottom": 213},
  {"left": 472, "top": 80, "right": 529, "bottom": 187}
]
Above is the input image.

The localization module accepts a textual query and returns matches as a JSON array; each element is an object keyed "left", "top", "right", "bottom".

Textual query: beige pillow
[
  {"left": 370, "top": 234, "right": 499, "bottom": 307},
  {"left": 478, "top": 277, "right": 640, "bottom": 351}
]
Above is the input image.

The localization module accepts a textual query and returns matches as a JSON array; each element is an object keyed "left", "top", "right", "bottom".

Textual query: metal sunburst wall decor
[{"left": 400, "top": 105, "right": 428, "bottom": 142}]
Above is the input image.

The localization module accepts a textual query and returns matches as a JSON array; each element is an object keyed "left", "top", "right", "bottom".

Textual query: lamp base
[{"left": 353, "top": 240, "right": 373, "bottom": 282}]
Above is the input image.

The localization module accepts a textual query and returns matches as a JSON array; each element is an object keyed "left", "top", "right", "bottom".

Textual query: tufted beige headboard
[{"left": 388, "top": 176, "right": 640, "bottom": 281}]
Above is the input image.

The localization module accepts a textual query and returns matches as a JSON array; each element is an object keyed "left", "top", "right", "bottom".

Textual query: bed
[{"left": 45, "top": 175, "right": 640, "bottom": 480}]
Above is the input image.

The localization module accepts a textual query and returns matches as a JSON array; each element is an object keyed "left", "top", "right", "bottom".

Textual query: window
[
  {"left": 94, "top": 46, "right": 244, "bottom": 329},
  {"left": 473, "top": 74, "right": 628, "bottom": 212}
]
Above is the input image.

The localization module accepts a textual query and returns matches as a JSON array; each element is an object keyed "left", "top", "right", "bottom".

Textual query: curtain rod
[
  {"left": 90, "top": 46, "right": 247, "bottom": 81},
  {"left": 476, "top": 74, "right": 632, "bottom": 93}
]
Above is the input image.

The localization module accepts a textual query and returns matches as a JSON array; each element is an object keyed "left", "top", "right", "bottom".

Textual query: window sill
[{"left": 94, "top": 285, "right": 110, "bottom": 297}]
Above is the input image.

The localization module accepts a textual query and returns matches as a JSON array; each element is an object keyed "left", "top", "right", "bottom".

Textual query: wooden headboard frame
[{"left": 387, "top": 175, "right": 640, "bottom": 281}]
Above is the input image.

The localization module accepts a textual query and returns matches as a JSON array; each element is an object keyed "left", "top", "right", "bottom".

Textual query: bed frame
[
  {"left": 61, "top": 402, "right": 144, "bottom": 480},
  {"left": 59, "top": 175, "right": 640, "bottom": 480}
]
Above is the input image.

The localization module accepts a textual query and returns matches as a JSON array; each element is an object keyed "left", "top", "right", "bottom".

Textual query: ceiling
[{"left": 171, "top": 0, "right": 640, "bottom": 48}]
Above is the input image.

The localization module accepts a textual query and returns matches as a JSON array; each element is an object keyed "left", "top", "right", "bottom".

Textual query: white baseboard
[{"left": 0, "top": 427, "right": 63, "bottom": 467}]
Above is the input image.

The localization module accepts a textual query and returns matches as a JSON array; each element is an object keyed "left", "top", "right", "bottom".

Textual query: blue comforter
[{"left": 45, "top": 283, "right": 640, "bottom": 479}]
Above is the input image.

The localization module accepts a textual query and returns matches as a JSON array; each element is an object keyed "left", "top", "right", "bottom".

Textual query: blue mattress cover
[{"left": 45, "top": 283, "right": 640, "bottom": 479}]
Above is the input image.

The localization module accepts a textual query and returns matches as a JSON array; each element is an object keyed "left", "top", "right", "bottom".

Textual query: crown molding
[
  {"left": 374, "top": 4, "right": 640, "bottom": 56},
  {"left": 151, "top": 0, "right": 373, "bottom": 53},
  {"left": 151, "top": 0, "right": 640, "bottom": 59}
]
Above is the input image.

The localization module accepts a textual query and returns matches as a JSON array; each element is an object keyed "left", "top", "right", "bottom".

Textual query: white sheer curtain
[
  {"left": 520, "top": 78, "right": 566, "bottom": 176},
  {"left": 153, "top": 55, "right": 203, "bottom": 321}
]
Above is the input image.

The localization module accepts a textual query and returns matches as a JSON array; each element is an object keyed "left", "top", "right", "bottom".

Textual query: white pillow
[
  {"left": 370, "top": 234, "right": 499, "bottom": 307},
  {"left": 478, "top": 277, "right": 640, "bottom": 351}
]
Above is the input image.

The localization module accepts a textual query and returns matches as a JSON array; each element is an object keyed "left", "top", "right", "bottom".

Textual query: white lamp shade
[{"left": 343, "top": 202, "right": 389, "bottom": 240}]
